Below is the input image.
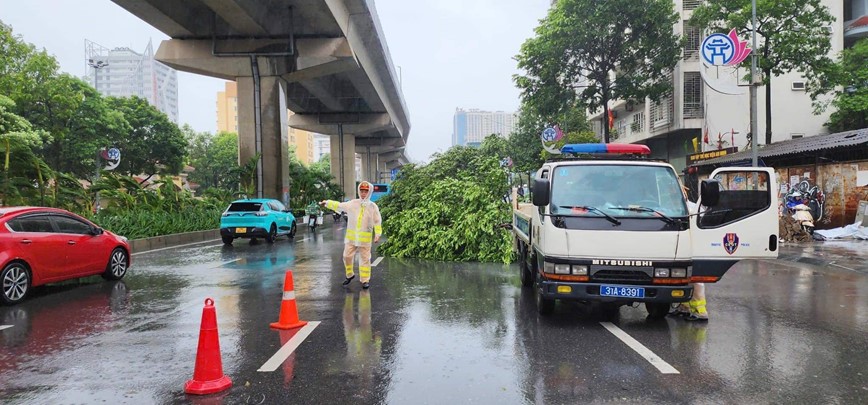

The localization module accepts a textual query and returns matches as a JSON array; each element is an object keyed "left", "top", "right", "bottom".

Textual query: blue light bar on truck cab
[{"left": 560, "top": 143, "right": 651, "bottom": 155}]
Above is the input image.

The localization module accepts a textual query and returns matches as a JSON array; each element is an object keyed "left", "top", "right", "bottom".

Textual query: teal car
[{"left": 220, "top": 199, "right": 297, "bottom": 245}]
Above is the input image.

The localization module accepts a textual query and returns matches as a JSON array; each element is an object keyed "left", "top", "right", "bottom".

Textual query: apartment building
[{"left": 589, "top": 0, "right": 859, "bottom": 174}]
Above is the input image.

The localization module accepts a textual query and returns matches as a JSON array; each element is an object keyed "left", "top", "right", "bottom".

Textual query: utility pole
[{"left": 750, "top": 0, "right": 759, "bottom": 167}]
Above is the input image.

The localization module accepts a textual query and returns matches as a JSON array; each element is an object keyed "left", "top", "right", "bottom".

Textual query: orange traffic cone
[
  {"left": 270, "top": 270, "right": 308, "bottom": 330},
  {"left": 185, "top": 298, "right": 232, "bottom": 395}
]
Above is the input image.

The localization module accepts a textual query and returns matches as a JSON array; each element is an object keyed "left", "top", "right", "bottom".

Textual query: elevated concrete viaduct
[{"left": 111, "top": 0, "right": 410, "bottom": 201}]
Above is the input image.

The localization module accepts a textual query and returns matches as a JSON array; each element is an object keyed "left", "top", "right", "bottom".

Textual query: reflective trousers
[
  {"left": 689, "top": 283, "right": 708, "bottom": 316},
  {"left": 343, "top": 244, "right": 372, "bottom": 282}
]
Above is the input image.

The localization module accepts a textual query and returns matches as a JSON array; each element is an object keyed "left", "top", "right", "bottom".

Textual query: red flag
[
  {"left": 607, "top": 110, "right": 614, "bottom": 129},
  {"left": 703, "top": 126, "right": 709, "bottom": 144}
]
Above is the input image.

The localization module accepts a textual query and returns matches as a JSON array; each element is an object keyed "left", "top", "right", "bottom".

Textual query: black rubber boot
[
  {"left": 361, "top": 281, "right": 370, "bottom": 289},
  {"left": 342, "top": 275, "right": 355, "bottom": 286}
]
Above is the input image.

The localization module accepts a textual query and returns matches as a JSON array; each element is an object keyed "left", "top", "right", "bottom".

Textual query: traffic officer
[{"left": 321, "top": 181, "right": 383, "bottom": 289}]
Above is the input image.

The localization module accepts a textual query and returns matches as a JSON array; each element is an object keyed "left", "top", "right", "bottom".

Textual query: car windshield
[
  {"left": 549, "top": 164, "right": 688, "bottom": 218},
  {"left": 227, "top": 202, "right": 263, "bottom": 212}
]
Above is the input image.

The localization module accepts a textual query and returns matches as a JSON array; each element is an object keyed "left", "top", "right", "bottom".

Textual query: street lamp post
[
  {"left": 749, "top": 0, "right": 759, "bottom": 167},
  {"left": 87, "top": 59, "right": 109, "bottom": 92}
]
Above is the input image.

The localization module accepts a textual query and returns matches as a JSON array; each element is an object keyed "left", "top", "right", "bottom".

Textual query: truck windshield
[{"left": 549, "top": 164, "right": 688, "bottom": 218}]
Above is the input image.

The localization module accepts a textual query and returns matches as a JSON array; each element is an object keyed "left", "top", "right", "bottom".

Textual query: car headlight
[
  {"left": 671, "top": 268, "right": 687, "bottom": 278},
  {"left": 654, "top": 268, "right": 670, "bottom": 277},
  {"left": 572, "top": 265, "right": 588, "bottom": 275},
  {"left": 543, "top": 262, "right": 555, "bottom": 274},
  {"left": 554, "top": 264, "right": 570, "bottom": 274}
]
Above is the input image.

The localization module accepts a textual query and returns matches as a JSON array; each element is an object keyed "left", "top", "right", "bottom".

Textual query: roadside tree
[
  {"left": 813, "top": 38, "right": 868, "bottom": 132},
  {"left": 107, "top": 96, "right": 187, "bottom": 182},
  {"left": 515, "top": 0, "right": 681, "bottom": 143},
  {"left": 691, "top": 0, "right": 835, "bottom": 145}
]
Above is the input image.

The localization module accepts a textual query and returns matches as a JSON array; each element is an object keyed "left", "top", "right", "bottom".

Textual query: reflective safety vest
[{"left": 325, "top": 199, "right": 382, "bottom": 247}]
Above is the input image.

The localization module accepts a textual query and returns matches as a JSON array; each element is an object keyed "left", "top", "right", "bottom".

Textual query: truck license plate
[
  {"left": 236, "top": 227, "right": 246, "bottom": 233},
  {"left": 600, "top": 285, "right": 645, "bottom": 298}
]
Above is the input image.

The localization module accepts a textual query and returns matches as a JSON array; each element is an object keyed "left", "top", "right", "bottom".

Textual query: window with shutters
[
  {"left": 683, "top": 0, "right": 702, "bottom": 10},
  {"left": 683, "top": 23, "right": 701, "bottom": 60},
  {"left": 683, "top": 72, "right": 704, "bottom": 119}
]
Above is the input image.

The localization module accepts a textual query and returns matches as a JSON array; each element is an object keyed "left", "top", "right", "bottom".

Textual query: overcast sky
[{"left": 1, "top": 0, "right": 549, "bottom": 162}]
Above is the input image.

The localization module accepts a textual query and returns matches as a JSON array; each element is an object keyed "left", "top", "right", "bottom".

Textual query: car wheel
[
  {"left": 288, "top": 222, "right": 297, "bottom": 239},
  {"left": 222, "top": 235, "right": 234, "bottom": 245},
  {"left": 266, "top": 224, "right": 277, "bottom": 244},
  {"left": 645, "top": 302, "right": 670, "bottom": 320},
  {"left": 1, "top": 262, "right": 31, "bottom": 305},
  {"left": 102, "top": 248, "right": 129, "bottom": 281}
]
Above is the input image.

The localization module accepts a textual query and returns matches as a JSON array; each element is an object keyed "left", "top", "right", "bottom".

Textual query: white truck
[{"left": 512, "top": 143, "right": 779, "bottom": 318}]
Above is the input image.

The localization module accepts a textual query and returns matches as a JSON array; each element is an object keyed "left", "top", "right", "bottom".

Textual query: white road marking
[
  {"left": 131, "top": 240, "right": 221, "bottom": 257},
  {"left": 371, "top": 257, "right": 384, "bottom": 267},
  {"left": 0, "top": 325, "right": 13, "bottom": 331},
  {"left": 258, "top": 321, "right": 320, "bottom": 372},
  {"left": 295, "top": 236, "right": 308, "bottom": 244},
  {"left": 829, "top": 262, "right": 858, "bottom": 272},
  {"left": 217, "top": 258, "right": 241, "bottom": 267},
  {"left": 599, "top": 322, "right": 680, "bottom": 374}
]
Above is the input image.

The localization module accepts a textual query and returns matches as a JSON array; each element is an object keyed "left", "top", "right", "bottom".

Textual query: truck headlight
[
  {"left": 554, "top": 264, "right": 570, "bottom": 275},
  {"left": 654, "top": 268, "right": 670, "bottom": 277},
  {"left": 572, "top": 265, "right": 588, "bottom": 275},
  {"left": 670, "top": 268, "right": 687, "bottom": 278},
  {"left": 544, "top": 262, "right": 555, "bottom": 274}
]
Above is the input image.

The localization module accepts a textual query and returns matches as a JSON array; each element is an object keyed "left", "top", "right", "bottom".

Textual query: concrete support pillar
[
  {"left": 360, "top": 146, "right": 378, "bottom": 183},
  {"left": 375, "top": 156, "right": 387, "bottom": 183},
  {"left": 330, "top": 131, "right": 357, "bottom": 200},
  {"left": 237, "top": 76, "right": 290, "bottom": 203}
]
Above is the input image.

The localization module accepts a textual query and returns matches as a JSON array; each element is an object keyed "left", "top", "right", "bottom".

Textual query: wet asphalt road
[{"left": 1, "top": 222, "right": 867, "bottom": 404}]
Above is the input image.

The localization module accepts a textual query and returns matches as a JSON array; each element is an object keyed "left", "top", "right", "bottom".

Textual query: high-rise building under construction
[{"left": 85, "top": 39, "right": 179, "bottom": 123}]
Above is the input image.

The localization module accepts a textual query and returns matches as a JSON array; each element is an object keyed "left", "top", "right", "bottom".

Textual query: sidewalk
[{"left": 777, "top": 239, "right": 868, "bottom": 273}]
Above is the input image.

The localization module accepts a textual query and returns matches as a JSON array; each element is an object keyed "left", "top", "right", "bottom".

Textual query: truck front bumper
[{"left": 538, "top": 280, "right": 693, "bottom": 303}]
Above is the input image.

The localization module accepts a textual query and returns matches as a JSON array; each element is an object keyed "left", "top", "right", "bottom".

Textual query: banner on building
[{"left": 687, "top": 147, "right": 739, "bottom": 164}]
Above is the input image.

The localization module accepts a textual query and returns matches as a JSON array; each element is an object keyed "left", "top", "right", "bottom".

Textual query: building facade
[
  {"left": 216, "top": 81, "right": 238, "bottom": 133},
  {"left": 588, "top": 0, "right": 858, "bottom": 175},
  {"left": 85, "top": 39, "right": 179, "bottom": 123},
  {"left": 313, "top": 134, "right": 331, "bottom": 163},
  {"left": 452, "top": 108, "right": 517, "bottom": 147}
]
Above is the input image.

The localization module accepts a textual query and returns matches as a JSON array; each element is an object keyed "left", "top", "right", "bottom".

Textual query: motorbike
[
  {"left": 790, "top": 204, "right": 815, "bottom": 235},
  {"left": 307, "top": 212, "right": 322, "bottom": 231},
  {"left": 786, "top": 193, "right": 815, "bottom": 235},
  {"left": 332, "top": 211, "right": 347, "bottom": 222}
]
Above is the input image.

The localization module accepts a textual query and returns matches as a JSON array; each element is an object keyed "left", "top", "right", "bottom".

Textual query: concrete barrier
[{"left": 130, "top": 229, "right": 220, "bottom": 253}]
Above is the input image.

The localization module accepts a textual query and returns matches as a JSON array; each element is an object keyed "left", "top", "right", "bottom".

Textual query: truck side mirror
[
  {"left": 700, "top": 179, "right": 721, "bottom": 207},
  {"left": 532, "top": 179, "right": 550, "bottom": 207}
]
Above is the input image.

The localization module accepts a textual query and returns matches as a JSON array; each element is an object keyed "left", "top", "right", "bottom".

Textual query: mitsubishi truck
[{"left": 512, "top": 143, "right": 779, "bottom": 318}]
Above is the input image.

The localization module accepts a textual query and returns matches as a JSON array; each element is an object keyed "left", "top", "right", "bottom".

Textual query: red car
[{"left": 0, "top": 207, "right": 131, "bottom": 305}]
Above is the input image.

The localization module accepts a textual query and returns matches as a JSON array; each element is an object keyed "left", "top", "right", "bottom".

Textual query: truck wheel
[
  {"left": 519, "top": 245, "right": 533, "bottom": 288},
  {"left": 536, "top": 288, "right": 555, "bottom": 315},
  {"left": 645, "top": 303, "right": 670, "bottom": 320}
]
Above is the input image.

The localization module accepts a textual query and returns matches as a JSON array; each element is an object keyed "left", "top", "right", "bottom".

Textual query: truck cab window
[
  {"left": 549, "top": 164, "right": 688, "bottom": 218},
  {"left": 698, "top": 171, "right": 770, "bottom": 228}
]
